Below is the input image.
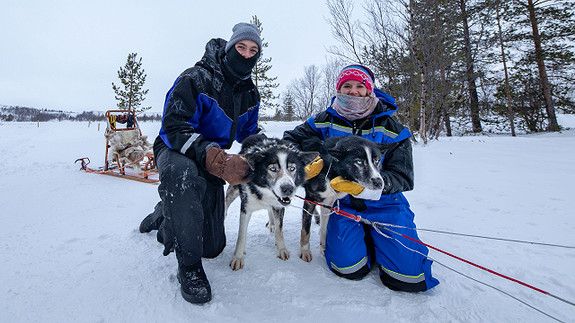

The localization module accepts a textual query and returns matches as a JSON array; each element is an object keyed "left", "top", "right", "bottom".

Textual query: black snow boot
[
  {"left": 139, "top": 203, "right": 163, "bottom": 233},
  {"left": 177, "top": 261, "right": 212, "bottom": 304}
]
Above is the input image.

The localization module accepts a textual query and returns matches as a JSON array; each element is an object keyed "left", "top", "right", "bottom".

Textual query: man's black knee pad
[{"left": 202, "top": 240, "right": 226, "bottom": 259}]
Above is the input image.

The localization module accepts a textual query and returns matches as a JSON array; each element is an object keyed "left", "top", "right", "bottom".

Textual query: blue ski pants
[{"left": 324, "top": 194, "right": 439, "bottom": 292}]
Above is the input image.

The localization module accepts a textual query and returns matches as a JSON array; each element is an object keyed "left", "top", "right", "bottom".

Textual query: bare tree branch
[{"left": 326, "top": 0, "right": 363, "bottom": 63}]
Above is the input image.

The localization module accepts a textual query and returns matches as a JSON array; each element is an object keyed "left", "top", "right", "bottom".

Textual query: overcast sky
[{"left": 0, "top": 0, "right": 338, "bottom": 113}]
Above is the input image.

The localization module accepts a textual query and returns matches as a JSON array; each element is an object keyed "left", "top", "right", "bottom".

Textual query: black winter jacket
[{"left": 156, "top": 38, "right": 260, "bottom": 169}]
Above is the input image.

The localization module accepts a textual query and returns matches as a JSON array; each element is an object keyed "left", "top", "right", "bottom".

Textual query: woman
[{"left": 283, "top": 64, "right": 439, "bottom": 292}]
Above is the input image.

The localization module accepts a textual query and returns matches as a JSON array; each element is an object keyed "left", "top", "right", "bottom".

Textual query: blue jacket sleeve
[
  {"left": 159, "top": 72, "right": 218, "bottom": 167},
  {"left": 235, "top": 104, "right": 261, "bottom": 143}
]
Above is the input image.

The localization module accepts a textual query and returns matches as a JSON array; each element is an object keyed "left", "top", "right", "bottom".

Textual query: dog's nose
[
  {"left": 371, "top": 177, "right": 383, "bottom": 189},
  {"left": 280, "top": 184, "right": 294, "bottom": 197}
]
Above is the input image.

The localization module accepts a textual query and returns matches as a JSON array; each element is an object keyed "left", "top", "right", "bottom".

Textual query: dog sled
[{"left": 76, "top": 110, "right": 159, "bottom": 184}]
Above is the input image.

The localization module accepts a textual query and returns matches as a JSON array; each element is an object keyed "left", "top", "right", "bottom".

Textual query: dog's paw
[
  {"left": 230, "top": 257, "right": 245, "bottom": 270},
  {"left": 277, "top": 248, "right": 290, "bottom": 261},
  {"left": 314, "top": 215, "right": 320, "bottom": 225},
  {"left": 299, "top": 248, "right": 313, "bottom": 262},
  {"left": 265, "top": 222, "right": 275, "bottom": 233}
]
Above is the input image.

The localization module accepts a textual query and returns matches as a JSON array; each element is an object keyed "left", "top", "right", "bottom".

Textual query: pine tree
[
  {"left": 112, "top": 53, "right": 151, "bottom": 114},
  {"left": 250, "top": 15, "right": 280, "bottom": 112},
  {"left": 505, "top": 0, "right": 575, "bottom": 131}
]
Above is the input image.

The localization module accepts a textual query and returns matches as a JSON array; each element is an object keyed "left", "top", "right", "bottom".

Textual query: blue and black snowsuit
[
  {"left": 149, "top": 38, "right": 260, "bottom": 267},
  {"left": 284, "top": 89, "right": 439, "bottom": 292}
]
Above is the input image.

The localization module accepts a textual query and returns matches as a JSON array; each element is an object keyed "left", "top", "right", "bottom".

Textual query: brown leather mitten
[
  {"left": 329, "top": 176, "right": 365, "bottom": 195},
  {"left": 205, "top": 147, "right": 251, "bottom": 185},
  {"left": 304, "top": 156, "right": 324, "bottom": 180},
  {"left": 329, "top": 176, "right": 383, "bottom": 200}
]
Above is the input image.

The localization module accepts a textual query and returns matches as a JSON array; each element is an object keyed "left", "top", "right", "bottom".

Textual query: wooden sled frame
[
  {"left": 76, "top": 110, "right": 159, "bottom": 184},
  {"left": 104, "top": 110, "right": 158, "bottom": 183}
]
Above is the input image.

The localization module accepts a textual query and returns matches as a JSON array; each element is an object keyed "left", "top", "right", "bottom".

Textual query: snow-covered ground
[{"left": 1, "top": 116, "right": 574, "bottom": 323}]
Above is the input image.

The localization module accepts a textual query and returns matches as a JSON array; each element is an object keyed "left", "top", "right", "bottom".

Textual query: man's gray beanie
[{"left": 225, "top": 22, "right": 262, "bottom": 53}]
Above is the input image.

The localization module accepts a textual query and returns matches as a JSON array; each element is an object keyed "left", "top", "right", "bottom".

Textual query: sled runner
[{"left": 76, "top": 110, "right": 159, "bottom": 184}]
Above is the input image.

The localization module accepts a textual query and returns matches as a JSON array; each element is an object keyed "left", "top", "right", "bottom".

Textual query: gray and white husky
[
  {"left": 298, "top": 136, "right": 396, "bottom": 262},
  {"left": 225, "top": 134, "right": 318, "bottom": 270}
]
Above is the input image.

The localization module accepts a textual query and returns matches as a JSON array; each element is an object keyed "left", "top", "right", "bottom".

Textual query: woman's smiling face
[{"left": 339, "top": 80, "right": 368, "bottom": 97}]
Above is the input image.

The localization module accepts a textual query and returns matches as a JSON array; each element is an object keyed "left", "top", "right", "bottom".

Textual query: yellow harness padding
[
  {"left": 329, "top": 176, "right": 365, "bottom": 196},
  {"left": 109, "top": 115, "right": 117, "bottom": 130},
  {"left": 305, "top": 156, "right": 324, "bottom": 180}
]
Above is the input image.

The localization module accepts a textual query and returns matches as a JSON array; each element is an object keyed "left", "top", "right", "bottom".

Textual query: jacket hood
[
  {"left": 193, "top": 38, "right": 230, "bottom": 93},
  {"left": 373, "top": 88, "right": 399, "bottom": 115},
  {"left": 197, "top": 38, "right": 227, "bottom": 72},
  {"left": 327, "top": 88, "right": 399, "bottom": 119}
]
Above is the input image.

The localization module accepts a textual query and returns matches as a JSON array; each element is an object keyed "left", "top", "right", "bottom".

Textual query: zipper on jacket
[
  {"left": 229, "top": 92, "right": 241, "bottom": 144},
  {"left": 353, "top": 118, "right": 371, "bottom": 136}
]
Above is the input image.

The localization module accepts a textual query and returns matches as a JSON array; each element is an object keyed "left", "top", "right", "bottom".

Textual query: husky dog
[
  {"left": 298, "top": 136, "right": 395, "bottom": 262},
  {"left": 225, "top": 134, "right": 318, "bottom": 270}
]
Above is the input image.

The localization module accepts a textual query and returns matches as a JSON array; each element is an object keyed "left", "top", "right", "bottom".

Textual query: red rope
[
  {"left": 380, "top": 225, "right": 549, "bottom": 295},
  {"left": 295, "top": 195, "right": 361, "bottom": 221},
  {"left": 294, "top": 194, "right": 575, "bottom": 306}
]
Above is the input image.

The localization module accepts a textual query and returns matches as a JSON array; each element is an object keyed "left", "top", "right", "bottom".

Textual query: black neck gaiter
[{"left": 223, "top": 46, "right": 259, "bottom": 81}]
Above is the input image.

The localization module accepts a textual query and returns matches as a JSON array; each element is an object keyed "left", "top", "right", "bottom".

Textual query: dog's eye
[
  {"left": 288, "top": 166, "right": 296, "bottom": 172},
  {"left": 268, "top": 166, "right": 278, "bottom": 172},
  {"left": 355, "top": 160, "right": 364, "bottom": 166}
]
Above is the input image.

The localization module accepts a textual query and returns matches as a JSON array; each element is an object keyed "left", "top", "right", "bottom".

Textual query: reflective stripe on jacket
[{"left": 283, "top": 88, "right": 414, "bottom": 210}]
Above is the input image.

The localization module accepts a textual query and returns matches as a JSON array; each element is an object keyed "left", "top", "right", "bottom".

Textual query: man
[{"left": 139, "top": 22, "right": 262, "bottom": 304}]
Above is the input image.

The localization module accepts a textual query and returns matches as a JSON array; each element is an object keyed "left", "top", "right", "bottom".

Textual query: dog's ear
[
  {"left": 243, "top": 152, "right": 265, "bottom": 170},
  {"left": 298, "top": 151, "right": 320, "bottom": 166},
  {"left": 241, "top": 134, "right": 268, "bottom": 151},
  {"left": 327, "top": 147, "right": 343, "bottom": 162},
  {"left": 300, "top": 137, "right": 328, "bottom": 154},
  {"left": 377, "top": 142, "right": 399, "bottom": 155}
]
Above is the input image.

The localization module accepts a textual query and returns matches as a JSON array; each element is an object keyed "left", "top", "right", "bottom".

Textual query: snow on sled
[{"left": 76, "top": 110, "right": 159, "bottom": 184}]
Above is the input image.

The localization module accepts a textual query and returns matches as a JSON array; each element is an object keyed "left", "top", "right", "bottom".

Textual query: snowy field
[{"left": 1, "top": 116, "right": 575, "bottom": 323}]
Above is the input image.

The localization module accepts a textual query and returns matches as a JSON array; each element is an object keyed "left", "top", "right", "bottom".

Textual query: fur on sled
[{"left": 105, "top": 130, "right": 153, "bottom": 173}]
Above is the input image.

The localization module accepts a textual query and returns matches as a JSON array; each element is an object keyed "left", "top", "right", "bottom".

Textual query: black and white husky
[
  {"left": 225, "top": 134, "right": 318, "bottom": 270},
  {"left": 298, "top": 136, "right": 395, "bottom": 262}
]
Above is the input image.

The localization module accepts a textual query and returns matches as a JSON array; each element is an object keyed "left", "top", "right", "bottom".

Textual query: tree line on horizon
[{"left": 0, "top": 106, "right": 162, "bottom": 122}]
